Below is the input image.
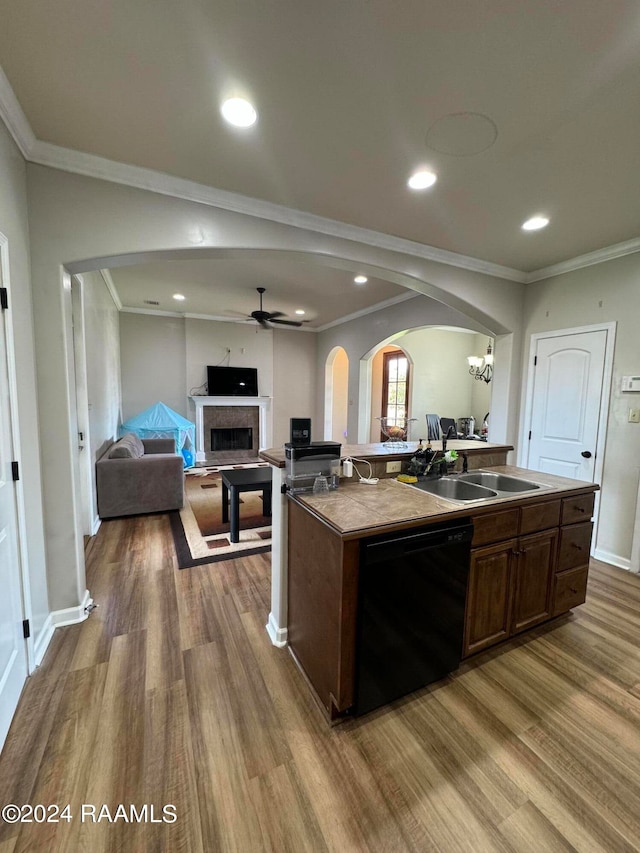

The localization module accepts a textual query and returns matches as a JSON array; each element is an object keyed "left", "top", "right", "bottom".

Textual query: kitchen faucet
[{"left": 441, "top": 424, "right": 457, "bottom": 454}]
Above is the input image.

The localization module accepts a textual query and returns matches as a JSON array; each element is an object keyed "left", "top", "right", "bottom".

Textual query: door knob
[{"left": 581, "top": 451, "right": 592, "bottom": 458}]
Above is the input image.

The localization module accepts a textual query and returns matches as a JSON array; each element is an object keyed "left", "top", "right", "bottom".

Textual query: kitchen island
[
  {"left": 259, "top": 440, "right": 514, "bottom": 647},
  {"left": 261, "top": 442, "right": 597, "bottom": 721}
]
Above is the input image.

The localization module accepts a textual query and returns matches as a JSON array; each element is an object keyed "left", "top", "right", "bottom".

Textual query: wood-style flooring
[{"left": 1, "top": 513, "right": 640, "bottom": 852}]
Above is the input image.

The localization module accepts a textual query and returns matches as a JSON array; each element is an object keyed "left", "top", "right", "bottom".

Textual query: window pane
[{"left": 397, "top": 358, "right": 408, "bottom": 380}]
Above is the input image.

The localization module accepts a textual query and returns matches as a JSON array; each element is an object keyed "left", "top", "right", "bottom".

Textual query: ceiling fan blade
[
  {"left": 266, "top": 310, "right": 285, "bottom": 319},
  {"left": 269, "top": 318, "right": 303, "bottom": 327}
]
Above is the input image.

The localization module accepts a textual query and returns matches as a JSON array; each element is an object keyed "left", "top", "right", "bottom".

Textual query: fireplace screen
[{"left": 211, "top": 427, "right": 253, "bottom": 451}]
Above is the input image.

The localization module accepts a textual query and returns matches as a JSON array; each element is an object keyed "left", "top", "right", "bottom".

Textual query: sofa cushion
[{"left": 109, "top": 432, "right": 145, "bottom": 459}]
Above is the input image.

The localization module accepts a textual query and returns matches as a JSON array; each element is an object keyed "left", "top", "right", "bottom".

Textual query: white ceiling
[{"left": 1, "top": 1, "right": 640, "bottom": 323}]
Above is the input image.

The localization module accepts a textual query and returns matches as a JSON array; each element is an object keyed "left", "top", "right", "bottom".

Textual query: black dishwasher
[{"left": 354, "top": 519, "right": 473, "bottom": 716}]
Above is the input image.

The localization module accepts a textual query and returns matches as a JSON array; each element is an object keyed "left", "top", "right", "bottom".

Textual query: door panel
[
  {"left": 528, "top": 331, "right": 607, "bottom": 481},
  {"left": 0, "top": 282, "right": 28, "bottom": 750}
]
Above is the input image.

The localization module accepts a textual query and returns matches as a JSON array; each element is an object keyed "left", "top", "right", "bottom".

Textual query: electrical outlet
[
  {"left": 629, "top": 408, "right": 640, "bottom": 423},
  {"left": 386, "top": 460, "right": 402, "bottom": 473}
]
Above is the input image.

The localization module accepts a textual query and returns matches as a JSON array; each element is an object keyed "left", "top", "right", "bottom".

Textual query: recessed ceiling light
[
  {"left": 295, "top": 309, "right": 305, "bottom": 315},
  {"left": 521, "top": 215, "right": 549, "bottom": 231},
  {"left": 173, "top": 293, "right": 186, "bottom": 301},
  {"left": 220, "top": 97, "right": 257, "bottom": 128},
  {"left": 407, "top": 170, "right": 437, "bottom": 190},
  {"left": 354, "top": 275, "right": 368, "bottom": 284}
]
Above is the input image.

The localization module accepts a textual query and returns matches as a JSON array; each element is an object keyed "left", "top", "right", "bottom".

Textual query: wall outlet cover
[{"left": 386, "top": 460, "right": 402, "bottom": 473}]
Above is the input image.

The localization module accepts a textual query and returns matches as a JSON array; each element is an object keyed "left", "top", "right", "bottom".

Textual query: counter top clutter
[
  {"left": 291, "top": 464, "right": 594, "bottom": 539},
  {"left": 284, "top": 460, "right": 598, "bottom": 722},
  {"left": 259, "top": 438, "right": 512, "bottom": 469}
]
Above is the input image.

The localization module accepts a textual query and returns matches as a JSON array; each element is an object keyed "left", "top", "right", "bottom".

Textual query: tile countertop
[
  {"left": 289, "top": 465, "right": 599, "bottom": 541},
  {"left": 259, "top": 439, "right": 514, "bottom": 468}
]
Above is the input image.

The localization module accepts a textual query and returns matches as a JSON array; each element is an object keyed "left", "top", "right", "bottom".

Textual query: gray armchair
[{"left": 96, "top": 433, "right": 184, "bottom": 519}]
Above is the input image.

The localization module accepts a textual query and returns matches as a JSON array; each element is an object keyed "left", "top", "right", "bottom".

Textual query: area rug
[{"left": 170, "top": 463, "right": 272, "bottom": 568}]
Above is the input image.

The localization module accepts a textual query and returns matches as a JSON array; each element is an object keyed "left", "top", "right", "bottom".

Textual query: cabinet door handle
[
  {"left": 569, "top": 587, "right": 578, "bottom": 594},
  {"left": 571, "top": 543, "right": 583, "bottom": 550}
]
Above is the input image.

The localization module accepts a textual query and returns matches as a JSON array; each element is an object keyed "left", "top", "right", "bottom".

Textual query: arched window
[{"left": 381, "top": 350, "right": 410, "bottom": 439}]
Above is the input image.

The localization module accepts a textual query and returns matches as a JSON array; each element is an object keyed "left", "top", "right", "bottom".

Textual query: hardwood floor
[{"left": 1, "top": 514, "right": 639, "bottom": 852}]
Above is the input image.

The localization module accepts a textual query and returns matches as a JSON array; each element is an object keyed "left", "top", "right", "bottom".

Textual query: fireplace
[
  {"left": 211, "top": 427, "right": 253, "bottom": 452},
  {"left": 190, "top": 396, "right": 271, "bottom": 463}
]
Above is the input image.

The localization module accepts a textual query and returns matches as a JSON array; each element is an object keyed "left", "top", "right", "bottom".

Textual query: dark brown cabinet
[
  {"left": 464, "top": 492, "right": 593, "bottom": 659},
  {"left": 464, "top": 528, "right": 557, "bottom": 657},
  {"left": 511, "top": 529, "right": 557, "bottom": 633},
  {"left": 464, "top": 539, "right": 516, "bottom": 656},
  {"left": 287, "top": 484, "right": 597, "bottom": 719}
]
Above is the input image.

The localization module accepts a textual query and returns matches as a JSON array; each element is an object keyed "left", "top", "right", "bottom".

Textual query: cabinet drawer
[
  {"left": 552, "top": 566, "right": 589, "bottom": 616},
  {"left": 472, "top": 509, "right": 519, "bottom": 547},
  {"left": 519, "top": 500, "right": 561, "bottom": 535},
  {"left": 557, "top": 522, "right": 593, "bottom": 572},
  {"left": 561, "top": 493, "right": 595, "bottom": 525}
]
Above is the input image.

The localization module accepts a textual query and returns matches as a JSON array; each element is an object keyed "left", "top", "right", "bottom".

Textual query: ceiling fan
[{"left": 247, "top": 287, "right": 303, "bottom": 327}]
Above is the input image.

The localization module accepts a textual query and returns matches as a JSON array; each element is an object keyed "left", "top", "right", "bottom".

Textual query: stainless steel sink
[
  {"left": 457, "top": 472, "right": 541, "bottom": 492},
  {"left": 409, "top": 477, "right": 498, "bottom": 502}
]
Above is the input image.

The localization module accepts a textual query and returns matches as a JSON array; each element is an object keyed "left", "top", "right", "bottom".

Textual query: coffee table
[{"left": 220, "top": 468, "right": 273, "bottom": 544}]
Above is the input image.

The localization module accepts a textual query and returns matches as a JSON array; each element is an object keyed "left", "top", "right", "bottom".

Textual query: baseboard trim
[
  {"left": 593, "top": 547, "right": 631, "bottom": 572},
  {"left": 91, "top": 515, "right": 101, "bottom": 536},
  {"left": 266, "top": 612, "right": 288, "bottom": 647},
  {"left": 32, "top": 619, "right": 55, "bottom": 668},
  {"left": 50, "top": 589, "right": 94, "bottom": 629},
  {"left": 31, "top": 589, "right": 93, "bottom": 669}
]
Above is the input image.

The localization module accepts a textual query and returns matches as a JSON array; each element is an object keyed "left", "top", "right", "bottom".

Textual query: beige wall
[
  {"left": 368, "top": 331, "right": 493, "bottom": 442},
  {"left": 80, "top": 271, "right": 121, "bottom": 524},
  {"left": 120, "top": 313, "right": 186, "bottom": 421},
  {"left": 273, "top": 329, "right": 318, "bottom": 446},
  {"left": 0, "top": 120, "right": 49, "bottom": 639},
  {"left": 318, "top": 296, "right": 518, "bottom": 447},
  {"left": 523, "top": 253, "right": 640, "bottom": 566},
  {"left": 119, "top": 311, "right": 317, "bottom": 451},
  {"left": 24, "top": 163, "right": 524, "bottom": 612},
  {"left": 185, "top": 316, "right": 274, "bottom": 402}
]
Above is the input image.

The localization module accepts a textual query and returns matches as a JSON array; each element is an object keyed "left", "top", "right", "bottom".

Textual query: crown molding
[
  {"left": 526, "top": 236, "right": 640, "bottom": 282},
  {"left": 0, "top": 67, "right": 36, "bottom": 158},
  {"left": 117, "top": 294, "right": 419, "bottom": 331},
  {"left": 1, "top": 70, "right": 638, "bottom": 286},
  {"left": 315, "top": 291, "right": 420, "bottom": 331},
  {"left": 28, "top": 138, "right": 527, "bottom": 284}
]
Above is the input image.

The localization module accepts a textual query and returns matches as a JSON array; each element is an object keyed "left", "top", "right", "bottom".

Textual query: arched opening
[
  {"left": 360, "top": 326, "right": 493, "bottom": 444},
  {"left": 324, "top": 346, "right": 349, "bottom": 443}
]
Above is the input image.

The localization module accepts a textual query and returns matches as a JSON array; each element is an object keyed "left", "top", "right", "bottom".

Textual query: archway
[
  {"left": 324, "top": 346, "right": 349, "bottom": 443},
  {"left": 359, "top": 326, "right": 494, "bottom": 445}
]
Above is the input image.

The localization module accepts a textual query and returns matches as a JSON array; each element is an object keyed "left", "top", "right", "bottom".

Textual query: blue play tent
[{"left": 119, "top": 402, "right": 195, "bottom": 466}]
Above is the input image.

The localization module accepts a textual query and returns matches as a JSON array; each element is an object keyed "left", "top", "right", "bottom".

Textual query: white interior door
[
  {"left": 525, "top": 328, "right": 610, "bottom": 481},
  {"left": 0, "top": 281, "right": 28, "bottom": 750}
]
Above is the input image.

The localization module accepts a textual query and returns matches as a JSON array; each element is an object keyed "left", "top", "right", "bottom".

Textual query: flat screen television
[{"left": 207, "top": 365, "right": 258, "bottom": 397}]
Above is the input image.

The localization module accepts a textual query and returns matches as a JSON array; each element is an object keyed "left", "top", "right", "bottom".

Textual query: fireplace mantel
[{"left": 190, "top": 396, "right": 271, "bottom": 461}]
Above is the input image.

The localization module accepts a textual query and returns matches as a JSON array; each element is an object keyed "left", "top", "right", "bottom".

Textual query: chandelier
[{"left": 468, "top": 339, "right": 494, "bottom": 383}]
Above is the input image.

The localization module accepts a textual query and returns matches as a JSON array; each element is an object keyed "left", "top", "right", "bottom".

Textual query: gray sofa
[{"left": 96, "top": 433, "right": 184, "bottom": 519}]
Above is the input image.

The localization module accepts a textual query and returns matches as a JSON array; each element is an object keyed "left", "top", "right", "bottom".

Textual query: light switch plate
[{"left": 629, "top": 408, "right": 640, "bottom": 423}]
